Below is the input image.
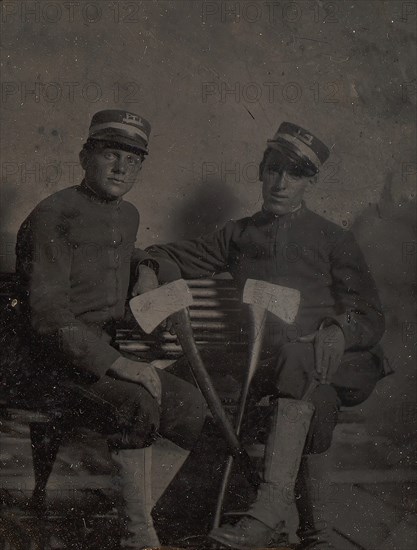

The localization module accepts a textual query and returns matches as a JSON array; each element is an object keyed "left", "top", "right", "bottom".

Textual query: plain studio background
[{"left": 0, "top": 1, "right": 416, "bottom": 549}]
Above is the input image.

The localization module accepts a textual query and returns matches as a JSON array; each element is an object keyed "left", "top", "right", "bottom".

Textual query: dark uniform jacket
[
  {"left": 14, "top": 182, "right": 152, "bottom": 383},
  {"left": 148, "top": 204, "right": 385, "bottom": 352}
]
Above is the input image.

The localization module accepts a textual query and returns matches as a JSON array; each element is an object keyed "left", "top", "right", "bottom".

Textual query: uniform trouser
[
  {"left": 176, "top": 343, "right": 384, "bottom": 455},
  {"left": 78, "top": 365, "right": 208, "bottom": 451},
  {"left": 251, "top": 342, "right": 384, "bottom": 453},
  {"left": 24, "top": 361, "right": 208, "bottom": 452}
]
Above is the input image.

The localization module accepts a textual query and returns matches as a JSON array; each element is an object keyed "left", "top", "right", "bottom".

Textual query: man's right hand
[
  {"left": 107, "top": 357, "right": 162, "bottom": 405},
  {"left": 131, "top": 264, "right": 159, "bottom": 297}
]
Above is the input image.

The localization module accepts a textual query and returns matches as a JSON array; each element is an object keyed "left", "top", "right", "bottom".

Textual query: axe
[
  {"left": 130, "top": 280, "right": 260, "bottom": 487},
  {"left": 213, "top": 278, "right": 301, "bottom": 528}
]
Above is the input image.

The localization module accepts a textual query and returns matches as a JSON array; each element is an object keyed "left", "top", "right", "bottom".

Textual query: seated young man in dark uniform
[
  {"left": 12, "top": 110, "right": 208, "bottom": 550},
  {"left": 146, "top": 122, "right": 386, "bottom": 549}
]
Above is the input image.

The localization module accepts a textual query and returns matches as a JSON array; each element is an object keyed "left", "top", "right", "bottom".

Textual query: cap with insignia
[
  {"left": 265, "top": 122, "right": 330, "bottom": 176},
  {"left": 88, "top": 109, "right": 151, "bottom": 154}
]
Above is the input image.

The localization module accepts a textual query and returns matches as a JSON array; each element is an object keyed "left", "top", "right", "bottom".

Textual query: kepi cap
[
  {"left": 88, "top": 109, "right": 151, "bottom": 154},
  {"left": 267, "top": 122, "right": 330, "bottom": 174}
]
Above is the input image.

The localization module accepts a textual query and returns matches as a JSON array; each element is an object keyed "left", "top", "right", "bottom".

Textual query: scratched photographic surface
[{"left": 0, "top": 1, "right": 416, "bottom": 549}]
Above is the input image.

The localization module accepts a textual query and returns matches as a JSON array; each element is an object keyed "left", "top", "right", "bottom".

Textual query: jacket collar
[
  {"left": 253, "top": 201, "right": 307, "bottom": 225},
  {"left": 77, "top": 180, "right": 122, "bottom": 206}
]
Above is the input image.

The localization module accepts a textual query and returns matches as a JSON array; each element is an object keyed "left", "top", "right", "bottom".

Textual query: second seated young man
[
  {"left": 146, "top": 122, "right": 386, "bottom": 549},
  {"left": 12, "top": 109, "right": 208, "bottom": 550}
]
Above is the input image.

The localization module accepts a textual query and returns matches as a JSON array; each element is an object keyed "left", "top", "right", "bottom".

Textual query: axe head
[
  {"left": 243, "top": 279, "right": 300, "bottom": 324},
  {"left": 129, "top": 279, "right": 193, "bottom": 334}
]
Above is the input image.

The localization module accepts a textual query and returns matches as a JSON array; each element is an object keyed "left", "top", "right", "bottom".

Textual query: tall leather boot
[
  {"left": 295, "top": 452, "right": 336, "bottom": 549},
  {"left": 111, "top": 447, "right": 160, "bottom": 550},
  {"left": 210, "top": 398, "right": 315, "bottom": 549}
]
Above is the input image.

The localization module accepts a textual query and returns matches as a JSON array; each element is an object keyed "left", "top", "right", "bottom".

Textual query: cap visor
[
  {"left": 266, "top": 142, "right": 317, "bottom": 176},
  {"left": 90, "top": 132, "right": 148, "bottom": 154}
]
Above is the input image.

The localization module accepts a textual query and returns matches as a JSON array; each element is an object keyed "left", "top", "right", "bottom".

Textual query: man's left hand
[
  {"left": 298, "top": 323, "right": 345, "bottom": 384},
  {"left": 131, "top": 264, "right": 159, "bottom": 297}
]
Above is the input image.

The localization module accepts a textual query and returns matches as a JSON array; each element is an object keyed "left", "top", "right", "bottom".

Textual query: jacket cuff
[
  {"left": 137, "top": 258, "right": 159, "bottom": 275},
  {"left": 93, "top": 346, "right": 121, "bottom": 378},
  {"left": 105, "top": 356, "right": 127, "bottom": 376},
  {"left": 148, "top": 257, "right": 182, "bottom": 284}
]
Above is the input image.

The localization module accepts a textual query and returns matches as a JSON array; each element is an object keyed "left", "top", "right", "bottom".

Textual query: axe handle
[
  {"left": 235, "top": 305, "right": 268, "bottom": 435},
  {"left": 170, "top": 309, "right": 259, "bottom": 487},
  {"left": 213, "top": 304, "right": 268, "bottom": 529},
  {"left": 213, "top": 454, "right": 234, "bottom": 528}
]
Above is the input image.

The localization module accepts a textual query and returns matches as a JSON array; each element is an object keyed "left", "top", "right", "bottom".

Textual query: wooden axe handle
[
  {"left": 213, "top": 304, "right": 268, "bottom": 529},
  {"left": 235, "top": 304, "right": 268, "bottom": 435},
  {"left": 170, "top": 309, "right": 260, "bottom": 488}
]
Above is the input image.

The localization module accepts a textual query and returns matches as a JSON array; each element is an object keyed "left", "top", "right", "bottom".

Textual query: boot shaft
[
  {"left": 111, "top": 447, "right": 160, "bottom": 549},
  {"left": 249, "top": 398, "right": 315, "bottom": 529}
]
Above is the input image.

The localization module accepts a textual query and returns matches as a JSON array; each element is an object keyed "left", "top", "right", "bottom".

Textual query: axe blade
[
  {"left": 243, "top": 279, "right": 300, "bottom": 324},
  {"left": 129, "top": 279, "right": 193, "bottom": 334}
]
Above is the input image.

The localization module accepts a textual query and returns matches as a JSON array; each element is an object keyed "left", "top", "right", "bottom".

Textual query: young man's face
[
  {"left": 80, "top": 146, "right": 144, "bottom": 200},
  {"left": 262, "top": 161, "right": 309, "bottom": 216}
]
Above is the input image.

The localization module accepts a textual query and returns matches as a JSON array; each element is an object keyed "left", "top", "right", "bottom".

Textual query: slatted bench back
[
  {"left": 1, "top": 272, "right": 364, "bottom": 424},
  {"left": 117, "top": 278, "right": 248, "bottom": 358}
]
